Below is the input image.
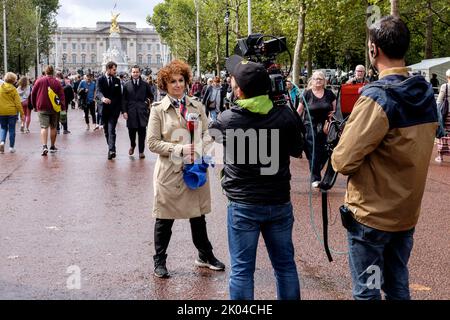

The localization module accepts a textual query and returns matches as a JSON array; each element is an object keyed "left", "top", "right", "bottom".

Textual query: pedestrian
[
  {"left": 346, "top": 65, "right": 369, "bottom": 84},
  {"left": 96, "top": 61, "right": 123, "bottom": 160},
  {"left": 56, "top": 72, "right": 73, "bottom": 134},
  {"left": 0, "top": 73, "right": 24, "bottom": 154},
  {"left": 17, "top": 76, "right": 32, "bottom": 134},
  {"left": 147, "top": 59, "right": 225, "bottom": 278},
  {"left": 122, "top": 65, "right": 153, "bottom": 159},
  {"left": 202, "top": 76, "right": 222, "bottom": 121},
  {"left": 435, "top": 69, "right": 450, "bottom": 163},
  {"left": 78, "top": 73, "right": 97, "bottom": 131},
  {"left": 30, "top": 65, "right": 65, "bottom": 156},
  {"left": 430, "top": 73, "right": 439, "bottom": 95},
  {"left": 286, "top": 76, "right": 302, "bottom": 110},
  {"left": 331, "top": 15, "right": 438, "bottom": 300},
  {"left": 209, "top": 55, "right": 304, "bottom": 300},
  {"left": 297, "top": 70, "right": 336, "bottom": 188}
]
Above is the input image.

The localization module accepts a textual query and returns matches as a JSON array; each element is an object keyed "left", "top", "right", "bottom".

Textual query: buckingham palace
[{"left": 48, "top": 22, "right": 171, "bottom": 75}]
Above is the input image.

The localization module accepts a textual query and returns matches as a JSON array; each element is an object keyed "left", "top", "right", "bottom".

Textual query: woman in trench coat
[{"left": 147, "top": 60, "right": 225, "bottom": 278}]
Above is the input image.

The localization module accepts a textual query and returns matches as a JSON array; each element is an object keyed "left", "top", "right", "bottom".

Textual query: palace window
[
  {"left": 147, "top": 55, "right": 152, "bottom": 64},
  {"left": 72, "top": 54, "right": 77, "bottom": 64}
]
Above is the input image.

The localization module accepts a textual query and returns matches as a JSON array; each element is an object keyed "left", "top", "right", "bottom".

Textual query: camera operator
[
  {"left": 331, "top": 16, "right": 438, "bottom": 300},
  {"left": 209, "top": 55, "right": 303, "bottom": 300}
]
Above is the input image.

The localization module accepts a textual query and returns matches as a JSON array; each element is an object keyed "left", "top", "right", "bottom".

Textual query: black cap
[{"left": 225, "top": 55, "right": 270, "bottom": 98}]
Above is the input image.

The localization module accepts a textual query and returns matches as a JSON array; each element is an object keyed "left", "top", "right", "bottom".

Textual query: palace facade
[{"left": 48, "top": 22, "right": 171, "bottom": 75}]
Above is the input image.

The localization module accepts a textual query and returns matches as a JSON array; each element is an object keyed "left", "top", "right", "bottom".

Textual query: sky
[{"left": 56, "top": 0, "right": 162, "bottom": 28}]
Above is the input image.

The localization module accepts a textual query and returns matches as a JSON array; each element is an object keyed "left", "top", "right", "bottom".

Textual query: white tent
[{"left": 408, "top": 57, "right": 450, "bottom": 85}]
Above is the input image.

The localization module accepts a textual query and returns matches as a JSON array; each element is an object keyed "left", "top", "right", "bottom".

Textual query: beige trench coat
[{"left": 147, "top": 95, "right": 213, "bottom": 219}]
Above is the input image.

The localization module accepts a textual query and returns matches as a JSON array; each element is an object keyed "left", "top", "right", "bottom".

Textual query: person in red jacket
[{"left": 31, "top": 65, "right": 65, "bottom": 156}]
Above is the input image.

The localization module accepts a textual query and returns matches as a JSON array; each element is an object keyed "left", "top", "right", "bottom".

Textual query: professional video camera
[{"left": 233, "top": 33, "right": 291, "bottom": 107}]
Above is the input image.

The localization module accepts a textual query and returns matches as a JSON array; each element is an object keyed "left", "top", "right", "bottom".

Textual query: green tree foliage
[
  {"left": 0, "top": 0, "right": 59, "bottom": 75},
  {"left": 148, "top": 0, "right": 449, "bottom": 76}
]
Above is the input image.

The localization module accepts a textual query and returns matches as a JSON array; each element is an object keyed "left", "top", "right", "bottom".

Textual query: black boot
[{"left": 153, "top": 254, "right": 170, "bottom": 278}]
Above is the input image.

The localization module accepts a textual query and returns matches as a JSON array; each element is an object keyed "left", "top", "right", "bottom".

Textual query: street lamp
[
  {"left": 247, "top": 0, "right": 252, "bottom": 35},
  {"left": 194, "top": 0, "right": 200, "bottom": 78},
  {"left": 224, "top": 1, "right": 230, "bottom": 58},
  {"left": 3, "top": 2, "right": 7, "bottom": 73},
  {"left": 62, "top": 55, "right": 66, "bottom": 74},
  {"left": 35, "top": 6, "right": 41, "bottom": 77}
]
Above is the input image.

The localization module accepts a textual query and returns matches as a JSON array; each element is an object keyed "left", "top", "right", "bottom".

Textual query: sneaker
[
  {"left": 93, "top": 125, "right": 99, "bottom": 131},
  {"left": 435, "top": 156, "right": 443, "bottom": 163},
  {"left": 139, "top": 153, "right": 145, "bottom": 159},
  {"left": 154, "top": 264, "right": 170, "bottom": 278},
  {"left": 42, "top": 145, "right": 48, "bottom": 156},
  {"left": 312, "top": 181, "right": 321, "bottom": 188},
  {"left": 9, "top": 147, "right": 15, "bottom": 153},
  {"left": 50, "top": 146, "right": 58, "bottom": 153},
  {"left": 26, "top": 129, "right": 30, "bottom": 134},
  {"left": 63, "top": 130, "right": 71, "bottom": 134},
  {"left": 0, "top": 142, "right": 4, "bottom": 154},
  {"left": 195, "top": 255, "right": 225, "bottom": 271},
  {"left": 20, "top": 127, "right": 25, "bottom": 133},
  {"left": 129, "top": 147, "right": 135, "bottom": 156},
  {"left": 86, "top": 124, "right": 90, "bottom": 131}
]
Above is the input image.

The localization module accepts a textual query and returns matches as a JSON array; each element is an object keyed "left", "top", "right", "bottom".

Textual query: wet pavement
[{"left": 0, "top": 108, "right": 449, "bottom": 300}]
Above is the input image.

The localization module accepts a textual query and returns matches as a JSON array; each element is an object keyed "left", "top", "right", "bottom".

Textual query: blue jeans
[
  {"left": 210, "top": 110, "right": 218, "bottom": 122},
  {"left": 227, "top": 201, "right": 300, "bottom": 300},
  {"left": 346, "top": 214, "right": 414, "bottom": 300},
  {"left": 0, "top": 115, "right": 18, "bottom": 148}
]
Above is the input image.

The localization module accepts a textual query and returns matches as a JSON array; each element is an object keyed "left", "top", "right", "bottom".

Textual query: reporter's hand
[{"left": 182, "top": 144, "right": 195, "bottom": 163}]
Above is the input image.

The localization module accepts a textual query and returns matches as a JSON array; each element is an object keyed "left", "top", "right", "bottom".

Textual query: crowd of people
[{"left": 0, "top": 14, "right": 447, "bottom": 302}]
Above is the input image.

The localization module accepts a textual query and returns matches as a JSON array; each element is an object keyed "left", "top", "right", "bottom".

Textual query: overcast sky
[{"left": 56, "top": 0, "right": 162, "bottom": 28}]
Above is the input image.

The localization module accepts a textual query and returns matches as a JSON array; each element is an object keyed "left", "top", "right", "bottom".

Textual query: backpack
[{"left": 47, "top": 79, "right": 61, "bottom": 112}]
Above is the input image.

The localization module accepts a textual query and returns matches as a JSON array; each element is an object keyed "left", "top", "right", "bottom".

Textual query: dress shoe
[
  {"left": 129, "top": 147, "right": 135, "bottom": 156},
  {"left": 108, "top": 151, "right": 114, "bottom": 160},
  {"left": 139, "top": 153, "right": 145, "bottom": 159},
  {"left": 112, "top": 151, "right": 116, "bottom": 159}
]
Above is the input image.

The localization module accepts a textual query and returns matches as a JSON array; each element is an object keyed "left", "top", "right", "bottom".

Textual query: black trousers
[
  {"left": 153, "top": 215, "right": 213, "bottom": 264},
  {"left": 128, "top": 127, "right": 147, "bottom": 154},
  {"left": 84, "top": 101, "right": 96, "bottom": 125},
  {"left": 103, "top": 115, "right": 119, "bottom": 152}
]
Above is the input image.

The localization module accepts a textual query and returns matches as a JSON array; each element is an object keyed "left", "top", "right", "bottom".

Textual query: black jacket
[
  {"left": 209, "top": 102, "right": 304, "bottom": 205},
  {"left": 96, "top": 75, "right": 123, "bottom": 118},
  {"left": 122, "top": 78, "right": 153, "bottom": 128}
]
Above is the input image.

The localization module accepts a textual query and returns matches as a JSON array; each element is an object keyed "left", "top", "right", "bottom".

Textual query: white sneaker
[
  {"left": 9, "top": 147, "right": 15, "bottom": 153},
  {"left": 312, "top": 181, "right": 321, "bottom": 188},
  {"left": 0, "top": 142, "right": 4, "bottom": 154}
]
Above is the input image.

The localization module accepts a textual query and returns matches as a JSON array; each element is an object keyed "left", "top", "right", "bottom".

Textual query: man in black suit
[
  {"left": 96, "top": 61, "right": 123, "bottom": 160},
  {"left": 122, "top": 65, "right": 154, "bottom": 159}
]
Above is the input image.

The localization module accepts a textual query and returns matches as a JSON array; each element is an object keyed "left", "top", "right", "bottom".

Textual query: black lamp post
[
  {"left": 224, "top": 1, "right": 230, "bottom": 58},
  {"left": 62, "top": 55, "right": 66, "bottom": 74}
]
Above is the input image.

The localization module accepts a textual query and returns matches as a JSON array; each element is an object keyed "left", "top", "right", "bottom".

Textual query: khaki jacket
[
  {"left": 332, "top": 68, "right": 437, "bottom": 232},
  {"left": 147, "top": 95, "right": 213, "bottom": 219}
]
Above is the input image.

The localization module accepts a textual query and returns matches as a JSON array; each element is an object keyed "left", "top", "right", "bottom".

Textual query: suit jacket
[
  {"left": 122, "top": 78, "right": 153, "bottom": 128},
  {"left": 96, "top": 74, "right": 123, "bottom": 118}
]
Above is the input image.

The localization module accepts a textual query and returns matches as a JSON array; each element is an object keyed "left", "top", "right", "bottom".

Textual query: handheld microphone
[{"left": 186, "top": 113, "right": 199, "bottom": 143}]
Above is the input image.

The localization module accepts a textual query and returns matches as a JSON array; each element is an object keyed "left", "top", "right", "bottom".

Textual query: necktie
[
  {"left": 179, "top": 98, "right": 187, "bottom": 120},
  {"left": 108, "top": 76, "right": 112, "bottom": 87}
]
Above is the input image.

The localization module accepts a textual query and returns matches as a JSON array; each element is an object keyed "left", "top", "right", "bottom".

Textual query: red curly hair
[{"left": 157, "top": 60, "right": 193, "bottom": 92}]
